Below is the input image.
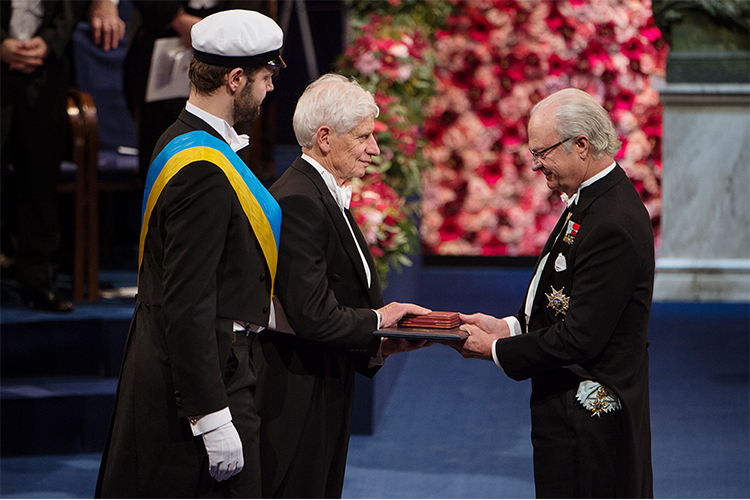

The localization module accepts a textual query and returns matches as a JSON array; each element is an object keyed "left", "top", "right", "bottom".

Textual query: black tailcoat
[
  {"left": 496, "top": 165, "right": 655, "bottom": 498},
  {"left": 253, "top": 156, "right": 383, "bottom": 498},
  {"left": 96, "top": 110, "right": 272, "bottom": 498}
]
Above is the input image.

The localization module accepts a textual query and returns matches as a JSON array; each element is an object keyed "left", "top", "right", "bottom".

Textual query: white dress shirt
[
  {"left": 10, "top": 0, "right": 42, "bottom": 41},
  {"left": 185, "top": 101, "right": 249, "bottom": 152}
]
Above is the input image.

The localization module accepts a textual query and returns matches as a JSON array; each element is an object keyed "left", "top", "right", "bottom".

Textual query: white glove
[{"left": 201, "top": 421, "right": 244, "bottom": 481}]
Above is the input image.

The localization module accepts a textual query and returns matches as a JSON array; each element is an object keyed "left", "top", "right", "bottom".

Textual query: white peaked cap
[{"left": 191, "top": 10, "right": 286, "bottom": 68}]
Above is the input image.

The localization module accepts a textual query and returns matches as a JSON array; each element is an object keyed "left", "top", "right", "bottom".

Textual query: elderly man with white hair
[
  {"left": 453, "top": 88, "right": 655, "bottom": 498},
  {"left": 253, "top": 73, "right": 430, "bottom": 499}
]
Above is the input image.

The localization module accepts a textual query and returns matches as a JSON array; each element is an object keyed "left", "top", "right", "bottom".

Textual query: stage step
[
  {"left": 1, "top": 376, "right": 117, "bottom": 456},
  {"left": 0, "top": 271, "right": 136, "bottom": 457}
]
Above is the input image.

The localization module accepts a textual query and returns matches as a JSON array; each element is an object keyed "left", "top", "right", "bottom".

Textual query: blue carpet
[
  {"left": 0, "top": 454, "right": 101, "bottom": 499},
  {"left": 1, "top": 267, "right": 748, "bottom": 498},
  {"left": 343, "top": 344, "right": 535, "bottom": 498}
]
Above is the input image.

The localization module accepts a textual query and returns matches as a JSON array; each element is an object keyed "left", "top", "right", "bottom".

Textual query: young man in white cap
[{"left": 96, "top": 10, "right": 285, "bottom": 498}]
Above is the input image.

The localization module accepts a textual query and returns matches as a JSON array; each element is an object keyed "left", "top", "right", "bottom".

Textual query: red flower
[
  {"left": 639, "top": 21, "right": 663, "bottom": 43},
  {"left": 549, "top": 54, "right": 575, "bottom": 76},
  {"left": 613, "top": 89, "right": 636, "bottom": 110},
  {"left": 438, "top": 218, "right": 465, "bottom": 242},
  {"left": 481, "top": 236, "right": 507, "bottom": 256},
  {"left": 477, "top": 162, "right": 503, "bottom": 185},
  {"left": 374, "top": 120, "right": 388, "bottom": 134},
  {"left": 622, "top": 37, "right": 645, "bottom": 61}
]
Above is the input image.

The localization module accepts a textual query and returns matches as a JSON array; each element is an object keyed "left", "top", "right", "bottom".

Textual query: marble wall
[{"left": 655, "top": 83, "right": 750, "bottom": 301}]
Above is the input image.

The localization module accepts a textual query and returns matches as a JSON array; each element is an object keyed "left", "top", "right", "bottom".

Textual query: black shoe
[{"left": 25, "top": 289, "right": 75, "bottom": 312}]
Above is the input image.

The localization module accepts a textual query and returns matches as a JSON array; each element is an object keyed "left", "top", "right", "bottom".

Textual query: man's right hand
[
  {"left": 201, "top": 421, "right": 244, "bottom": 481},
  {"left": 171, "top": 11, "right": 203, "bottom": 48},
  {"left": 448, "top": 312, "right": 511, "bottom": 361}
]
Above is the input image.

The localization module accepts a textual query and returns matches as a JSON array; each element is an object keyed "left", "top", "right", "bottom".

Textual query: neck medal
[
  {"left": 563, "top": 219, "right": 580, "bottom": 245},
  {"left": 545, "top": 286, "right": 570, "bottom": 316}
]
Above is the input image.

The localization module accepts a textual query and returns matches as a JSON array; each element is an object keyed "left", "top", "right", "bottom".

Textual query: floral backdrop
[{"left": 339, "top": 0, "right": 668, "bottom": 279}]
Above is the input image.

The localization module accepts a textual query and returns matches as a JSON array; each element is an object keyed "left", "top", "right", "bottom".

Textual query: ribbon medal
[
  {"left": 563, "top": 220, "right": 580, "bottom": 245},
  {"left": 545, "top": 286, "right": 570, "bottom": 316},
  {"left": 576, "top": 380, "right": 622, "bottom": 417}
]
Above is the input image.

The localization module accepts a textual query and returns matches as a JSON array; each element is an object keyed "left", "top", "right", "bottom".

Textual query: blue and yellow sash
[{"left": 139, "top": 131, "right": 282, "bottom": 301}]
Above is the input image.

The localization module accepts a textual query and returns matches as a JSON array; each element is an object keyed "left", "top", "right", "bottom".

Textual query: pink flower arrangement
[
  {"left": 421, "top": 0, "right": 668, "bottom": 256},
  {"left": 339, "top": 1, "right": 450, "bottom": 281},
  {"left": 349, "top": 172, "right": 417, "bottom": 283},
  {"left": 340, "top": 0, "right": 668, "bottom": 266}
]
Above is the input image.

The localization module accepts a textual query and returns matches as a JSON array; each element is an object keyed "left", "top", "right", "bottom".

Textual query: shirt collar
[
  {"left": 185, "top": 101, "right": 249, "bottom": 152},
  {"left": 560, "top": 161, "right": 617, "bottom": 207},
  {"left": 302, "top": 154, "right": 352, "bottom": 211}
]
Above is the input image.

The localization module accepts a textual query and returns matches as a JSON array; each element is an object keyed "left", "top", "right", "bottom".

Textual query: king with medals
[{"left": 452, "top": 88, "right": 655, "bottom": 499}]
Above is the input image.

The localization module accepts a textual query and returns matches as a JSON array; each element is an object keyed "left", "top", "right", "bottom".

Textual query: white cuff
[
  {"left": 492, "top": 317, "right": 520, "bottom": 371},
  {"left": 373, "top": 309, "right": 381, "bottom": 330},
  {"left": 491, "top": 339, "right": 503, "bottom": 370},
  {"left": 369, "top": 339, "right": 386, "bottom": 368},
  {"left": 503, "top": 316, "right": 522, "bottom": 337},
  {"left": 189, "top": 406, "right": 232, "bottom": 436}
]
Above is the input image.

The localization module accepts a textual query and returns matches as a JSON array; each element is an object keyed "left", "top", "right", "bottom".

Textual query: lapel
[
  {"left": 345, "top": 208, "right": 384, "bottom": 307},
  {"left": 40, "top": 1, "right": 57, "bottom": 28},
  {"left": 529, "top": 164, "right": 627, "bottom": 321},
  {"left": 291, "top": 158, "right": 380, "bottom": 301}
]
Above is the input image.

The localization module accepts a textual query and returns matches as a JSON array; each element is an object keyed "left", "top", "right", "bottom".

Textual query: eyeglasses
[{"left": 529, "top": 137, "right": 572, "bottom": 161}]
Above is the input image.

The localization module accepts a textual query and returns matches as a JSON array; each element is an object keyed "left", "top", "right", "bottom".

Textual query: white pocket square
[{"left": 554, "top": 253, "right": 567, "bottom": 272}]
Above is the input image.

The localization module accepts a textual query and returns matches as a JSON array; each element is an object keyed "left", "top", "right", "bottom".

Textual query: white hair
[
  {"left": 531, "top": 88, "right": 621, "bottom": 159},
  {"left": 293, "top": 73, "right": 379, "bottom": 148}
]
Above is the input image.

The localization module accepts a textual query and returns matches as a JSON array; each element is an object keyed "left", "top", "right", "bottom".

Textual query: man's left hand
[
  {"left": 449, "top": 312, "right": 511, "bottom": 361},
  {"left": 377, "top": 302, "right": 431, "bottom": 329}
]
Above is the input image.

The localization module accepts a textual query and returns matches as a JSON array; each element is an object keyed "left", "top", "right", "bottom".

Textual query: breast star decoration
[{"left": 545, "top": 286, "right": 570, "bottom": 316}]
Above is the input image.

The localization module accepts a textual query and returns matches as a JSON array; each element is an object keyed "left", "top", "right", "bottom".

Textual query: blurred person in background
[{"left": 1, "top": 0, "right": 124, "bottom": 311}]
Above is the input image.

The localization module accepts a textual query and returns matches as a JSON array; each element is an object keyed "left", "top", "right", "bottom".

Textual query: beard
[{"left": 233, "top": 83, "right": 262, "bottom": 124}]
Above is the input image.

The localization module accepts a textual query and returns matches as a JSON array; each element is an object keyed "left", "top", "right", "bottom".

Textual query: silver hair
[
  {"left": 293, "top": 73, "right": 379, "bottom": 148},
  {"left": 531, "top": 88, "right": 621, "bottom": 159}
]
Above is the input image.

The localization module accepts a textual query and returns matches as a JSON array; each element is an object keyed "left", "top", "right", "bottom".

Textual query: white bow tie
[
  {"left": 560, "top": 191, "right": 578, "bottom": 207},
  {"left": 229, "top": 134, "right": 250, "bottom": 152},
  {"left": 335, "top": 184, "right": 352, "bottom": 210}
]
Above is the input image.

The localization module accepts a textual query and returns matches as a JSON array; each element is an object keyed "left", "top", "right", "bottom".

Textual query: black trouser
[{"left": 1, "top": 58, "right": 68, "bottom": 292}]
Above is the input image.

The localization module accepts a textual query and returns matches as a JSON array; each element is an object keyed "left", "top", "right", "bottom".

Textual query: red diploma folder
[
  {"left": 374, "top": 311, "right": 466, "bottom": 341},
  {"left": 398, "top": 311, "right": 460, "bottom": 329}
]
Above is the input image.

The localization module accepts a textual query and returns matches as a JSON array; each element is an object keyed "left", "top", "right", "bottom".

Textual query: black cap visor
[{"left": 194, "top": 48, "right": 286, "bottom": 69}]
